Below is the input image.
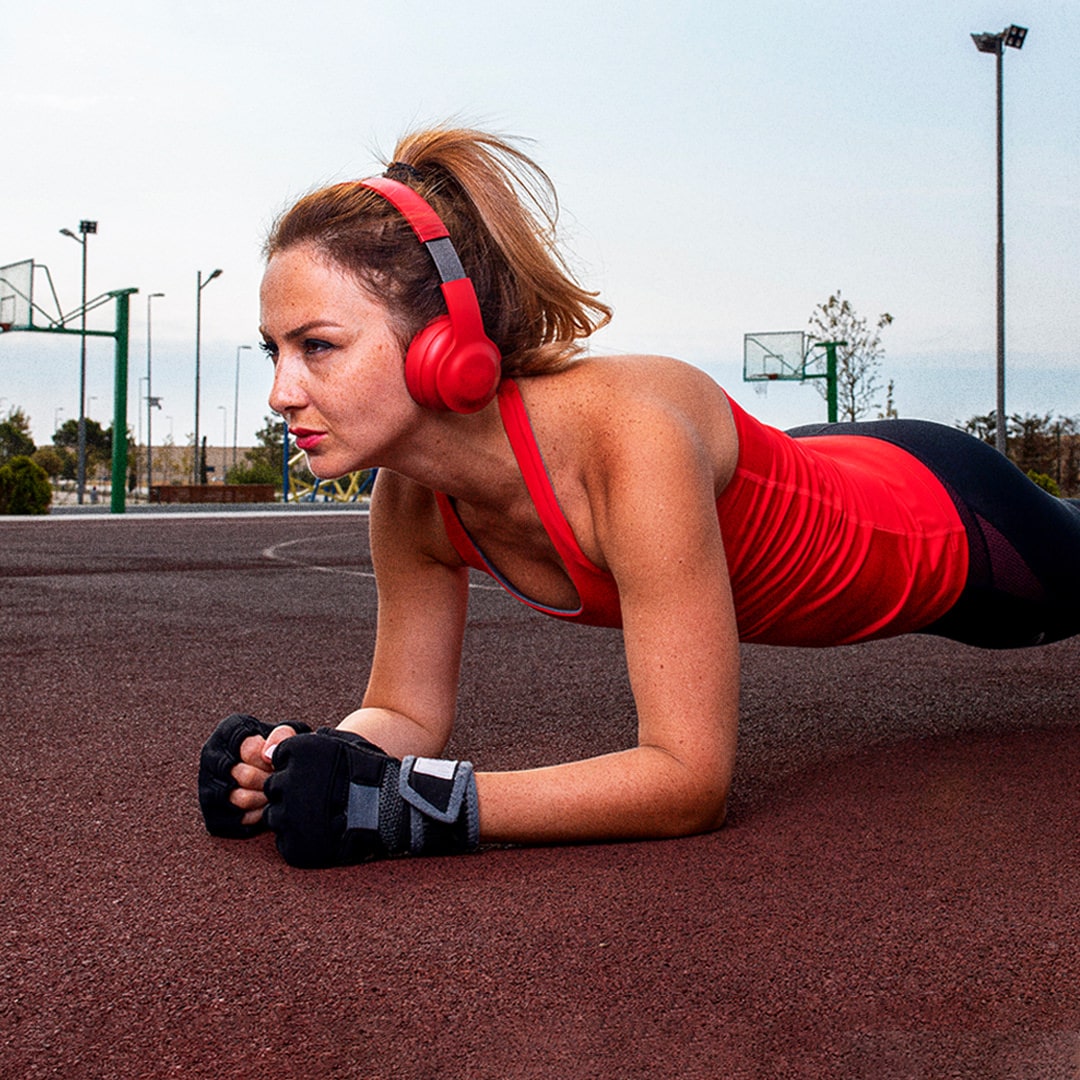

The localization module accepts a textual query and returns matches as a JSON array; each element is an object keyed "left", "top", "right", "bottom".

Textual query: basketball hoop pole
[
  {"left": 805, "top": 340, "right": 844, "bottom": 423},
  {"left": 109, "top": 289, "right": 135, "bottom": 514},
  {"left": 3, "top": 284, "right": 138, "bottom": 512}
]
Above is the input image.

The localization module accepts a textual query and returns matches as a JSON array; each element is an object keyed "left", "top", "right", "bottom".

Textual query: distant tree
[
  {"left": 155, "top": 434, "right": 186, "bottom": 484},
  {"left": 54, "top": 416, "right": 110, "bottom": 456},
  {"left": 0, "top": 407, "right": 36, "bottom": 463},
  {"left": 877, "top": 379, "right": 898, "bottom": 420},
  {"left": 1049, "top": 417, "right": 1080, "bottom": 495},
  {"left": 55, "top": 446, "right": 77, "bottom": 480},
  {"left": 243, "top": 415, "right": 285, "bottom": 476},
  {"left": 51, "top": 417, "right": 134, "bottom": 480},
  {"left": 961, "top": 412, "right": 998, "bottom": 445},
  {"left": 32, "top": 445, "right": 65, "bottom": 479},
  {"left": 237, "top": 414, "right": 306, "bottom": 490},
  {"left": 1008, "top": 413, "right": 1055, "bottom": 478},
  {"left": 54, "top": 416, "right": 109, "bottom": 476},
  {"left": 807, "top": 291, "right": 894, "bottom": 421},
  {"left": 960, "top": 410, "right": 1080, "bottom": 496}
]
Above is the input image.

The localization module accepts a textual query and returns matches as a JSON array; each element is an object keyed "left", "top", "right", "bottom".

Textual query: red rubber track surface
[{"left": 2, "top": 514, "right": 1077, "bottom": 1079}]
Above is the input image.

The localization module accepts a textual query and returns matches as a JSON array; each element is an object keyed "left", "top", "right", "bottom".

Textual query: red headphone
[{"left": 360, "top": 175, "right": 502, "bottom": 413}]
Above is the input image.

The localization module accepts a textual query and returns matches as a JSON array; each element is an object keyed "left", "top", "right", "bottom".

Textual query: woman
[{"left": 198, "top": 127, "right": 1080, "bottom": 868}]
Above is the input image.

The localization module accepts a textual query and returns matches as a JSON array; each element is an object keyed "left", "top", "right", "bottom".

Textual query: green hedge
[{"left": 0, "top": 455, "right": 52, "bottom": 515}]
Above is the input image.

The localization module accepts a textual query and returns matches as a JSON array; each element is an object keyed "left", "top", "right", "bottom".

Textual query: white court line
[
  {"left": 262, "top": 533, "right": 502, "bottom": 591},
  {"left": 262, "top": 533, "right": 378, "bottom": 580}
]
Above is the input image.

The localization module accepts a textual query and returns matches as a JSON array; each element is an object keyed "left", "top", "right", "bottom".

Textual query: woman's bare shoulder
[{"left": 533, "top": 356, "right": 738, "bottom": 484}]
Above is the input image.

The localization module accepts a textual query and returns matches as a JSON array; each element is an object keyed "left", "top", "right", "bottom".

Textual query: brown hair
[{"left": 265, "top": 127, "right": 611, "bottom": 376}]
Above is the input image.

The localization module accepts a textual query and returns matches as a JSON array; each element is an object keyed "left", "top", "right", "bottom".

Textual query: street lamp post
[
  {"left": 194, "top": 268, "right": 223, "bottom": 482},
  {"left": 59, "top": 219, "right": 97, "bottom": 503},
  {"left": 233, "top": 344, "right": 252, "bottom": 473},
  {"left": 971, "top": 23, "right": 1027, "bottom": 456},
  {"left": 138, "top": 376, "right": 147, "bottom": 450},
  {"left": 146, "top": 292, "right": 164, "bottom": 495},
  {"left": 218, "top": 404, "right": 227, "bottom": 481}
]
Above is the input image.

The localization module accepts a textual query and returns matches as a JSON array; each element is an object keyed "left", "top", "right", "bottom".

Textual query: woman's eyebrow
[{"left": 260, "top": 320, "right": 346, "bottom": 341}]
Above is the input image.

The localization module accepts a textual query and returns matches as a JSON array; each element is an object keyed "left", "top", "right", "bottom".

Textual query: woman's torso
[{"left": 435, "top": 357, "right": 968, "bottom": 645}]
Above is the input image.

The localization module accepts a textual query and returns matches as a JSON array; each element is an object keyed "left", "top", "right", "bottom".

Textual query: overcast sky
[{"left": 2, "top": 0, "right": 1077, "bottom": 444}]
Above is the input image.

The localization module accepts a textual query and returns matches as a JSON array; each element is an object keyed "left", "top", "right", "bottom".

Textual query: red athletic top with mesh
[{"left": 435, "top": 380, "right": 969, "bottom": 646}]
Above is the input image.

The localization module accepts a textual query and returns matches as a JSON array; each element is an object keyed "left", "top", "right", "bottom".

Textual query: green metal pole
[
  {"left": 110, "top": 289, "right": 137, "bottom": 513},
  {"left": 824, "top": 341, "right": 839, "bottom": 423}
]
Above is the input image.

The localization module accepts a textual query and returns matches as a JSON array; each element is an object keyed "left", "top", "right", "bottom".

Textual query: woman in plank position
[{"left": 199, "top": 128, "right": 1080, "bottom": 867}]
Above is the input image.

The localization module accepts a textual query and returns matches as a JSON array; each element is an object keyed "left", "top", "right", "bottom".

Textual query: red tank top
[{"left": 435, "top": 381, "right": 968, "bottom": 645}]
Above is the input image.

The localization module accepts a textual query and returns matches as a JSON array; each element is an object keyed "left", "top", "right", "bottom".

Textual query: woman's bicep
[
  {"left": 618, "top": 541, "right": 741, "bottom": 807},
  {"left": 597, "top": 421, "right": 741, "bottom": 807}
]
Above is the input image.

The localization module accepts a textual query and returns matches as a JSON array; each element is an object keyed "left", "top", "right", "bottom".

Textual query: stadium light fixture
[{"left": 970, "top": 23, "right": 1028, "bottom": 456}]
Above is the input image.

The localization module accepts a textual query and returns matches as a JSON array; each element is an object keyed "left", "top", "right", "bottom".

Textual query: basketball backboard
[
  {"left": 0, "top": 259, "right": 33, "bottom": 332},
  {"left": 743, "top": 330, "right": 807, "bottom": 382}
]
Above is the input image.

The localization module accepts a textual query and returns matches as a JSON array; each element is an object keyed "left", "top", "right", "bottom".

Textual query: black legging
[{"left": 787, "top": 419, "right": 1080, "bottom": 649}]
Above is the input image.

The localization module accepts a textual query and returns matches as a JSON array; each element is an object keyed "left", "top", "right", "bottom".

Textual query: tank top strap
[
  {"left": 496, "top": 380, "right": 593, "bottom": 573},
  {"left": 431, "top": 381, "right": 622, "bottom": 626},
  {"left": 433, "top": 490, "right": 487, "bottom": 574}
]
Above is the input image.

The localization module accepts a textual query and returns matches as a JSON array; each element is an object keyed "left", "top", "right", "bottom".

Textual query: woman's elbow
[{"left": 658, "top": 777, "right": 729, "bottom": 838}]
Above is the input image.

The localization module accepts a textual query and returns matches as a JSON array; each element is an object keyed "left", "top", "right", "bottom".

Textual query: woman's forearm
[{"left": 475, "top": 745, "right": 729, "bottom": 846}]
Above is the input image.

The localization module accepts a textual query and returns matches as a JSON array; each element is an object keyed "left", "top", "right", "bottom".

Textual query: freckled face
[{"left": 260, "top": 245, "right": 411, "bottom": 478}]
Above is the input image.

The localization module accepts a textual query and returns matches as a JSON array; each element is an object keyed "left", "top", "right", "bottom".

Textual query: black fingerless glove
[
  {"left": 198, "top": 713, "right": 312, "bottom": 838},
  {"left": 263, "top": 729, "right": 480, "bottom": 868}
]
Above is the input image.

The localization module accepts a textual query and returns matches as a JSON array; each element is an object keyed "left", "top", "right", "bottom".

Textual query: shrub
[
  {"left": 1026, "top": 470, "right": 1060, "bottom": 497},
  {"left": 225, "top": 460, "right": 281, "bottom": 487},
  {"left": 0, "top": 455, "right": 52, "bottom": 515}
]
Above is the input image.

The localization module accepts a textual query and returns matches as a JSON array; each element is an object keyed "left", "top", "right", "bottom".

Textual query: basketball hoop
[
  {"left": 0, "top": 322, "right": 11, "bottom": 334},
  {"left": 743, "top": 331, "right": 808, "bottom": 383}
]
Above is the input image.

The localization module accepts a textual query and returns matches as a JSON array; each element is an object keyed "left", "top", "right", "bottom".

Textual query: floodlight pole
[
  {"left": 972, "top": 24, "right": 1027, "bottom": 456},
  {"left": 218, "top": 404, "right": 227, "bottom": 480},
  {"left": 194, "top": 267, "right": 223, "bottom": 482},
  {"left": 233, "top": 344, "right": 251, "bottom": 473},
  {"left": 146, "top": 292, "right": 164, "bottom": 496},
  {"left": 60, "top": 220, "right": 97, "bottom": 503}
]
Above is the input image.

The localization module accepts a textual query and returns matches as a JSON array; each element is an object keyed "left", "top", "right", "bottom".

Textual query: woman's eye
[{"left": 303, "top": 338, "right": 333, "bottom": 355}]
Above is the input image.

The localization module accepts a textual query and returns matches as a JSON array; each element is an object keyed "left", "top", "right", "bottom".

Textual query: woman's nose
[{"left": 268, "top": 355, "right": 305, "bottom": 417}]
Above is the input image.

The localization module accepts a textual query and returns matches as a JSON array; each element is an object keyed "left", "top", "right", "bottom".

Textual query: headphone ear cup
[{"left": 405, "top": 316, "right": 501, "bottom": 414}]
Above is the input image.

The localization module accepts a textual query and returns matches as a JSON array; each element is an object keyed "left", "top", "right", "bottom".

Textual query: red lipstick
[{"left": 290, "top": 428, "right": 325, "bottom": 451}]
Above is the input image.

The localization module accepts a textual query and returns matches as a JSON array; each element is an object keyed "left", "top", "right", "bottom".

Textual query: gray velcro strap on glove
[{"left": 398, "top": 755, "right": 481, "bottom": 853}]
